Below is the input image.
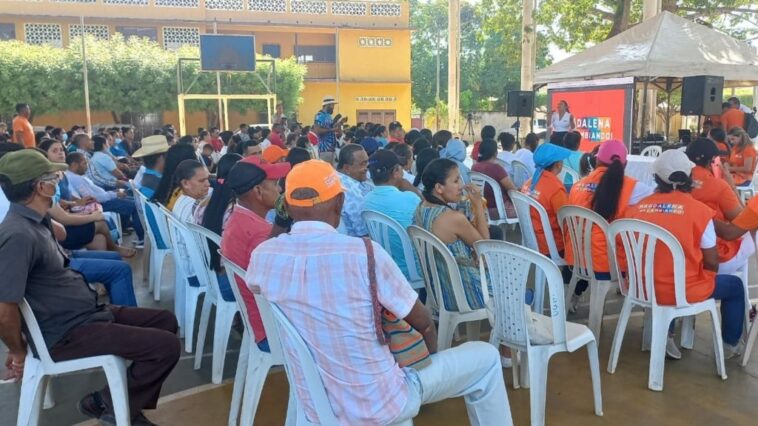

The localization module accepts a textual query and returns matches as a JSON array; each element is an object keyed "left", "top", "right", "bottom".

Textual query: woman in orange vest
[
  {"left": 567, "top": 139, "right": 653, "bottom": 280},
  {"left": 727, "top": 127, "right": 756, "bottom": 186},
  {"left": 685, "top": 137, "right": 755, "bottom": 274},
  {"left": 624, "top": 150, "right": 745, "bottom": 359}
]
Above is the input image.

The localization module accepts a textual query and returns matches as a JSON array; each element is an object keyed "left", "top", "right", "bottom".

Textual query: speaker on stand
[
  {"left": 507, "top": 90, "right": 534, "bottom": 142},
  {"left": 681, "top": 75, "right": 724, "bottom": 135}
]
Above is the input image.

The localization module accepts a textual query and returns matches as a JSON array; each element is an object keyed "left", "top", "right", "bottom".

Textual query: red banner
[{"left": 550, "top": 88, "right": 628, "bottom": 152}]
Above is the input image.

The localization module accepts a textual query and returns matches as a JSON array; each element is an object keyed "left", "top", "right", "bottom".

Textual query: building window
[
  {"left": 24, "top": 23, "right": 63, "bottom": 47},
  {"left": 295, "top": 45, "right": 335, "bottom": 63},
  {"left": 291, "top": 0, "right": 327, "bottom": 14},
  {"left": 69, "top": 24, "right": 110, "bottom": 41},
  {"left": 262, "top": 44, "right": 281, "bottom": 58},
  {"left": 205, "top": 0, "right": 243, "bottom": 10},
  {"left": 162, "top": 27, "right": 200, "bottom": 50},
  {"left": 0, "top": 23, "right": 16, "bottom": 41},
  {"left": 248, "top": 0, "right": 285, "bottom": 13},
  {"left": 116, "top": 26, "right": 158, "bottom": 41}
]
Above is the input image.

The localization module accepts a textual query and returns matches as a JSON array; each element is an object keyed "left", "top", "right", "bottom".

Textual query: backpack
[{"left": 745, "top": 112, "right": 758, "bottom": 138}]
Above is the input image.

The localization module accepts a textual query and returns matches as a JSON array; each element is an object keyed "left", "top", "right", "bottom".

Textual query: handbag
[{"left": 363, "top": 237, "right": 432, "bottom": 369}]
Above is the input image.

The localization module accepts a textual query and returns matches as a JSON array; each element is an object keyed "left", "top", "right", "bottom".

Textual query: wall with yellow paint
[
  {"left": 337, "top": 29, "right": 410, "bottom": 83},
  {"left": 298, "top": 81, "right": 411, "bottom": 127}
]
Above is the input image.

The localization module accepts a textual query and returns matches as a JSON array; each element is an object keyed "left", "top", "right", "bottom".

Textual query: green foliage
[
  {"left": 411, "top": 0, "right": 552, "bottom": 114},
  {"left": 0, "top": 34, "right": 305, "bottom": 118}
]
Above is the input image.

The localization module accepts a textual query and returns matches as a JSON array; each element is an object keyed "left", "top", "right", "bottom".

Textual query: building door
[{"left": 356, "top": 110, "right": 396, "bottom": 126}]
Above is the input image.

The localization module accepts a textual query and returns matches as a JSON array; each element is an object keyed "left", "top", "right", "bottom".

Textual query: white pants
[
  {"left": 392, "top": 341, "right": 512, "bottom": 426},
  {"left": 718, "top": 234, "right": 756, "bottom": 274}
]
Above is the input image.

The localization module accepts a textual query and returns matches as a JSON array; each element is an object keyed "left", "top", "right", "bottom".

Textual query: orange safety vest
[
  {"left": 624, "top": 192, "right": 716, "bottom": 305},
  {"left": 691, "top": 165, "right": 742, "bottom": 263},
  {"left": 566, "top": 167, "right": 636, "bottom": 273},
  {"left": 521, "top": 171, "right": 566, "bottom": 256}
]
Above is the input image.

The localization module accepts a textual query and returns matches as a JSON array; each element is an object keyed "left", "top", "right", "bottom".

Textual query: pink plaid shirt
[{"left": 248, "top": 221, "right": 418, "bottom": 425}]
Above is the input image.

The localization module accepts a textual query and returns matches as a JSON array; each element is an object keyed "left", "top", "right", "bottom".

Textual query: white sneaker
[
  {"left": 666, "top": 337, "right": 682, "bottom": 360},
  {"left": 724, "top": 342, "right": 743, "bottom": 360},
  {"left": 568, "top": 294, "right": 580, "bottom": 314}
]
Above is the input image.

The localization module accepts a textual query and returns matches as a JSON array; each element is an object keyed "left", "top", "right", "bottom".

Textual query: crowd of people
[{"left": 0, "top": 93, "right": 756, "bottom": 425}]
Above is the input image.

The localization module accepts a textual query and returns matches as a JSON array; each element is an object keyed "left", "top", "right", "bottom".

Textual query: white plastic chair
[
  {"left": 557, "top": 167, "right": 580, "bottom": 188},
  {"left": 159, "top": 206, "right": 207, "bottom": 352},
  {"left": 219, "top": 252, "right": 295, "bottom": 426},
  {"left": 606, "top": 219, "right": 727, "bottom": 391},
  {"left": 475, "top": 240, "right": 602, "bottom": 426},
  {"left": 469, "top": 171, "right": 518, "bottom": 227},
  {"left": 362, "top": 210, "right": 425, "bottom": 291},
  {"left": 269, "top": 303, "right": 412, "bottom": 426},
  {"left": 511, "top": 159, "right": 530, "bottom": 189},
  {"left": 407, "top": 225, "right": 489, "bottom": 350},
  {"left": 640, "top": 145, "right": 662, "bottom": 157},
  {"left": 140, "top": 199, "right": 173, "bottom": 303},
  {"left": 509, "top": 190, "right": 567, "bottom": 315},
  {"left": 129, "top": 180, "right": 150, "bottom": 282},
  {"left": 736, "top": 166, "right": 758, "bottom": 202},
  {"left": 16, "top": 299, "right": 130, "bottom": 426},
  {"left": 177, "top": 222, "right": 239, "bottom": 385},
  {"left": 558, "top": 206, "right": 619, "bottom": 342}
]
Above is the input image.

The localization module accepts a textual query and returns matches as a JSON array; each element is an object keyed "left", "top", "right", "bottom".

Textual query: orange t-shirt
[
  {"left": 728, "top": 144, "right": 757, "bottom": 185},
  {"left": 566, "top": 166, "right": 636, "bottom": 273},
  {"left": 690, "top": 165, "right": 742, "bottom": 262},
  {"left": 732, "top": 195, "right": 758, "bottom": 231},
  {"left": 521, "top": 170, "right": 567, "bottom": 256},
  {"left": 624, "top": 192, "right": 716, "bottom": 305},
  {"left": 12, "top": 115, "right": 34, "bottom": 148},
  {"left": 721, "top": 108, "right": 745, "bottom": 132}
]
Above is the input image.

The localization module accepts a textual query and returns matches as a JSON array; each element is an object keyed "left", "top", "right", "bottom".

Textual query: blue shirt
[
  {"left": 138, "top": 168, "right": 162, "bottom": 199},
  {"left": 339, "top": 172, "right": 374, "bottom": 237},
  {"left": 88, "top": 151, "right": 118, "bottom": 189},
  {"left": 110, "top": 142, "right": 129, "bottom": 158},
  {"left": 362, "top": 185, "right": 421, "bottom": 279},
  {"left": 315, "top": 111, "right": 336, "bottom": 153}
]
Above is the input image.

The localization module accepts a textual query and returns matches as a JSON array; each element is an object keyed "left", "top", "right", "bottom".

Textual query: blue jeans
[
  {"left": 102, "top": 197, "right": 144, "bottom": 241},
  {"left": 70, "top": 250, "right": 138, "bottom": 307},
  {"left": 712, "top": 274, "right": 745, "bottom": 345}
]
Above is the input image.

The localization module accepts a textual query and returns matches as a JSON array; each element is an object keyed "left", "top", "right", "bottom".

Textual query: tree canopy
[{"left": 0, "top": 34, "right": 306, "bottom": 120}]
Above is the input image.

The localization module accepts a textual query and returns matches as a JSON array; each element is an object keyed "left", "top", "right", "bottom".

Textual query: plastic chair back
[
  {"left": 608, "top": 219, "right": 688, "bottom": 307},
  {"left": 558, "top": 205, "right": 618, "bottom": 282},
  {"left": 162, "top": 207, "right": 214, "bottom": 291},
  {"left": 407, "top": 225, "right": 486, "bottom": 313},
  {"left": 142, "top": 199, "right": 172, "bottom": 251},
  {"left": 511, "top": 160, "right": 530, "bottom": 189},
  {"left": 640, "top": 145, "right": 662, "bottom": 157},
  {"left": 18, "top": 299, "right": 54, "bottom": 365},
  {"left": 219, "top": 252, "right": 285, "bottom": 363},
  {"left": 269, "top": 303, "right": 340, "bottom": 425},
  {"left": 128, "top": 180, "right": 147, "bottom": 232},
  {"left": 469, "top": 171, "right": 516, "bottom": 225},
  {"left": 362, "top": 210, "right": 424, "bottom": 288},
  {"left": 509, "top": 190, "right": 562, "bottom": 263},
  {"left": 474, "top": 240, "right": 567, "bottom": 347}
]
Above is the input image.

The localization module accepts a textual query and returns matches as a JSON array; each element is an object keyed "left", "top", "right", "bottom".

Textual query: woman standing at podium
[{"left": 548, "top": 100, "right": 575, "bottom": 146}]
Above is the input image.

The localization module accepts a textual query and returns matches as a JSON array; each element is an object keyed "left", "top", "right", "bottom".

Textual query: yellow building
[{"left": 0, "top": 0, "right": 411, "bottom": 131}]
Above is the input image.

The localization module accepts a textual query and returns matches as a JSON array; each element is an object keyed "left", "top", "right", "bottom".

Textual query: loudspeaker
[
  {"left": 681, "top": 75, "right": 724, "bottom": 116},
  {"left": 507, "top": 91, "right": 534, "bottom": 117},
  {"left": 200, "top": 34, "right": 256, "bottom": 72}
]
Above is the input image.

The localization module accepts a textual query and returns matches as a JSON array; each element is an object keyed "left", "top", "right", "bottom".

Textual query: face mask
[{"left": 115, "top": 138, "right": 122, "bottom": 145}]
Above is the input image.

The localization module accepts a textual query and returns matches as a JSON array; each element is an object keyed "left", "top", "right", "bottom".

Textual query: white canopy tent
[{"left": 535, "top": 11, "right": 758, "bottom": 87}]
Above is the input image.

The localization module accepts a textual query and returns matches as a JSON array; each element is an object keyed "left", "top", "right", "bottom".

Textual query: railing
[
  {"left": 17, "top": 0, "right": 405, "bottom": 18},
  {"left": 302, "top": 62, "right": 336, "bottom": 80}
]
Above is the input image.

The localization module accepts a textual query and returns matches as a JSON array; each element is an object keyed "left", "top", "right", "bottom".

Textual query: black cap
[
  {"left": 685, "top": 137, "right": 720, "bottom": 164},
  {"left": 225, "top": 161, "right": 267, "bottom": 196},
  {"left": 388, "top": 121, "right": 403, "bottom": 132},
  {"left": 368, "top": 150, "right": 401, "bottom": 177}
]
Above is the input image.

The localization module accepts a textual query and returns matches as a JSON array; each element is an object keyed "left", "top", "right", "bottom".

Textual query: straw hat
[{"left": 132, "top": 135, "right": 169, "bottom": 158}]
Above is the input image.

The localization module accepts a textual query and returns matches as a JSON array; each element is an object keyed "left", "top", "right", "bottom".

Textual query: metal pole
[
  {"left": 214, "top": 21, "right": 223, "bottom": 131},
  {"left": 335, "top": 29, "right": 340, "bottom": 116},
  {"left": 641, "top": 78, "right": 649, "bottom": 137},
  {"left": 447, "top": 0, "right": 460, "bottom": 134},
  {"left": 80, "top": 16, "right": 92, "bottom": 135}
]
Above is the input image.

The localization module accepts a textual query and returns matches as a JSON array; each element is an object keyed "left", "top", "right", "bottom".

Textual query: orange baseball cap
[
  {"left": 262, "top": 145, "right": 289, "bottom": 164},
  {"left": 285, "top": 160, "right": 343, "bottom": 207}
]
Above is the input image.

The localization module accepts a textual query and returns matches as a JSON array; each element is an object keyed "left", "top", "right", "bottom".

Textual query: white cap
[{"left": 652, "top": 149, "right": 695, "bottom": 187}]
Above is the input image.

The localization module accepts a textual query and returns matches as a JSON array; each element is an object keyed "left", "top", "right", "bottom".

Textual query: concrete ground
[{"left": 3, "top": 229, "right": 758, "bottom": 426}]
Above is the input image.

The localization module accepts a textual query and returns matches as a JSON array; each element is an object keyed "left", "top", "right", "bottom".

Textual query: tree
[
  {"left": 0, "top": 35, "right": 306, "bottom": 123},
  {"left": 533, "top": 0, "right": 757, "bottom": 52}
]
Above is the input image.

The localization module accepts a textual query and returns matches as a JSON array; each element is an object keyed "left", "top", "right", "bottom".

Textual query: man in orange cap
[
  {"left": 248, "top": 160, "right": 511, "bottom": 426},
  {"left": 262, "top": 145, "right": 288, "bottom": 164}
]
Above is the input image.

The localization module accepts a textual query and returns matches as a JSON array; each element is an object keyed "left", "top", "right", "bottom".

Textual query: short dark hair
[
  {"left": 66, "top": 152, "right": 86, "bottom": 166},
  {"left": 178, "top": 135, "right": 194, "bottom": 145},
  {"left": 142, "top": 153, "right": 164, "bottom": 169},
  {"left": 15, "top": 103, "right": 29, "bottom": 113},
  {"left": 480, "top": 125, "right": 496, "bottom": 140},
  {"left": 728, "top": 97, "right": 741, "bottom": 106},
  {"left": 71, "top": 133, "right": 89, "bottom": 147},
  {"left": 0, "top": 175, "right": 35, "bottom": 203},
  {"left": 709, "top": 127, "right": 726, "bottom": 143},
  {"left": 337, "top": 144, "right": 364, "bottom": 169},
  {"left": 497, "top": 132, "right": 516, "bottom": 151},
  {"left": 92, "top": 135, "right": 107, "bottom": 152},
  {"left": 563, "top": 131, "right": 582, "bottom": 151},
  {"left": 38, "top": 138, "right": 62, "bottom": 153}
]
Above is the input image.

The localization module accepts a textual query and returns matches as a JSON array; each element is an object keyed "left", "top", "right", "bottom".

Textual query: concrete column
[
  {"left": 518, "top": 0, "right": 537, "bottom": 135},
  {"left": 448, "top": 0, "right": 460, "bottom": 134}
]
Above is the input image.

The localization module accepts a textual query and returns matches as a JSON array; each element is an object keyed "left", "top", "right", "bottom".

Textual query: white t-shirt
[
  {"left": 739, "top": 105, "right": 753, "bottom": 114},
  {"left": 551, "top": 111, "right": 572, "bottom": 132},
  {"left": 701, "top": 219, "right": 716, "bottom": 249},
  {"left": 628, "top": 181, "right": 655, "bottom": 205},
  {"left": 497, "top": 151, "right": 517, "bottom": 176},
  {"left": 514, "top": 148, "right": 535, "bottom": 175}
]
